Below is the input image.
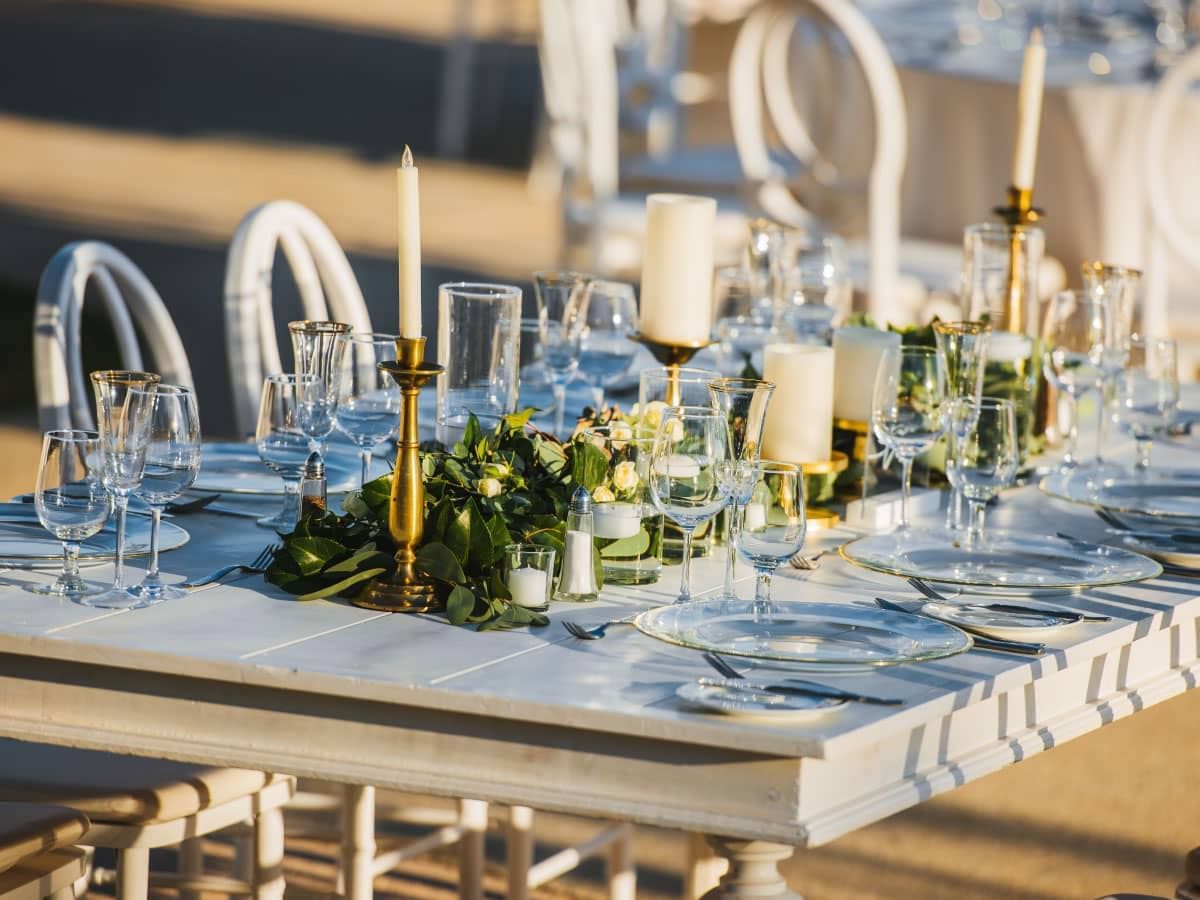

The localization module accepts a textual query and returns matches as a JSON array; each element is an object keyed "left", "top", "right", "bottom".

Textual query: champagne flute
[
  {"left": 945, "top": 397, "right": 1018, "bottom": 549},
  {"left": 534, "top": 270, "right": 592, "bottom": 435},
  {"left": 289, "top": 320, "right": 350, "bottom": 456},
  {"left": 1083, "top": 262, "right": 1141, "bottom": 464},
  {"left": 88, "top": 370, "right": 160, "bottom": 608},
  {"left": 32, "top": 429, "right": 110, "bottom": 599},
  {"left": 577, "top": 280, "right": 638, "bottom": 413},
  {"left": 335, "top": 333, "right": 402, "bottom": 486},
  {"left": 1114, "top": 336, "right": 1179, "bottom": 471},
  {"left": 871, "top": 346, "right": 947, "bottom": 531},
  {"left": 648, "top": 406, "right": 731, "bottom": 604},
  {"left": 128, "top": 385, "right": 201, "bottom": 605},
  {"left": 735, "top": 461, "right": 806, "bottom": 622},
  {"left": 933, "top": 320, "right": 990, "bottom": 532},
  {"left": 256, "top": 373, "right": 320, "bottom": 532},
  {"left": 1041, "top": 290, "right": 1108, "bottom": 470}
]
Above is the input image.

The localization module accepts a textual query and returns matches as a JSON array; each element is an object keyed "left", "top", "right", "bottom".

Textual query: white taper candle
[
  {"left": 1011, "top": 29, "right": 1046, "bottom": 191},
  {"left": 397, "top": 145, "right": 422, "bottom": 338}
]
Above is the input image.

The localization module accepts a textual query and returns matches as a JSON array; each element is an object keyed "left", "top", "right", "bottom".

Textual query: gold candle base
[
  {"left": 631, "top": 332, "right": 712, "bottom": 407},
  {"left": 799, "top": 451, "right": 849, "bottom": 530},
  {"left": 354, "top": 336, "right": 446, "bottom": 613}
]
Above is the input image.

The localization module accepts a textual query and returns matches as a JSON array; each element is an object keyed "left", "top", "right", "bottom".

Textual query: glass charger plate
[
  {"left": 1040, "top": 467, "right": 1200, "bottom": 520},
  {"left": 841, "top": 529, "right": 1161, "bottom": 590},
  {"left": 634, "top": 599, "right": 972, "bottom": 667},
  {"left": 0, "top": 518, "right": 189, "bottom": 566},
  {"left": 194, "top": 442, "right": 361, "bottom": 495}
]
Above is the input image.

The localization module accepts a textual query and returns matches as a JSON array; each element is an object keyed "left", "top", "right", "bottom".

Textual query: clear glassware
[
  {"left": 504, "top": 543, "right": 556, "bottom": 608},
  {"left": 335, "top": 332, "right": 401, "bottom": 486},
  {"left": 933, "top": 320, "right": 991, "bottom": 532},
  {"left": 32, "top": 429, "right": 110, "bottom": 599},
  {"left": 256, "top": 373, "right": 320, "bottom": 532},
  {"left": 945, "top": 397, "right": 1018, "bottom": 549},
  {"left": 779, "top": 230, "right": 852, "bottom": 324},
  {"left": 637, "top": 366, "right": 722, "bottom": 429},
  {"left": 647, "top": 406, "right": 731, "bottom": 604},
  {"left": 127, "top": 384, "right": 201, "bottom": 605},
  {"left": 1114, "top": 336, "right": 1179, "bottom": 470},
  {"left": 713, "top": 317, "right": 789, "bottom": 377},
  {"left": 1041, "top": 289, "right": 1108, "bottom": 470},
  {"left": 88, "top": 370, "right": 160, "bottom": 608},
  {"left": 712, "top": 265, "right": 755, "bottom": 322},
  {"left": 961, "top": 222, "right": 1044, "bottom": 330},
  {"left": 289, "top": 320, "right": 351, "bottom": 456},
  {"left": 735, "top": 461, "right": 806, "bottom": 622},
  {"left": 745, "top": 218, "right": 787, "bottom": 322},
  {"left": 1082, "top": 262, "right": 1142, "bottom": 463},
  {"left": 707, "top": 377, "right": 775, "bottom": 601},
  {"left": 533, "top": 270, "right": 593, "bottom": 436},
  {"left": 577, "top": 280, "right": 638, "bottom": 413},
  {"left": 871, "top": 346, "right": 947, "bottom": 530}
]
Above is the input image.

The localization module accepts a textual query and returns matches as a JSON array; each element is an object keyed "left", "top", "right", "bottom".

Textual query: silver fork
[
  {"left": 562, "top": 615, "right": 638, "bottom": 640},
  {"left": 182, "top": 544, "right": 278, "bottom": 589},
  {"left": 789, "top": 549, "right": 828, "bottom": 570},
  {"left": 906, "top": 577, "right": 1111, "bottom": 623}
]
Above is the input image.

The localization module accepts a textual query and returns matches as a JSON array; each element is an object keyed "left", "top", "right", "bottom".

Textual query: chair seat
[
  {"left": 0, "top": 803, "right": 88, "bottom": 876},
  {"left": 0, "top": 741, "right": 283, "bottom": 826}
]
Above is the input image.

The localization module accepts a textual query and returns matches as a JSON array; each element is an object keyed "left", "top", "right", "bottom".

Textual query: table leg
[{"left": 699, "top": 837, "right": 802, "bottom": 899}]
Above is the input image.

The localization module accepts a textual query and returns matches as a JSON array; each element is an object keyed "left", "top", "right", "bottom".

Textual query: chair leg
[
  {"left": 178, "top": 836, "right": 204, "bottom": 900},
  {"left": 606, "top": 823, "right": 636, "bottom": 900},
  {"left": 457, "top": 799, "right": 488, "bottom": 900},
  {"left": 115, "top": 847, "right": 150, "bottom": 900},
  {"left": 506, "top": 805, "right": 535, "bottom": 900},
  {"left": 340, "top": 785, "right": 375, "bottom": 900},
  {"left": 683, "top": 831, "right": 727, "bottom": 899},
  {"left": 252, "top": 807, "right": 286, "bottom": 900}
]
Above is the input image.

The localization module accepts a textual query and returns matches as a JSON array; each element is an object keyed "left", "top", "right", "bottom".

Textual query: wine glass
[
  {"left": 933, "top": 320, "right": 990, "bottom": 532},
  {"left": 945, "top": 397, "right": 1018, "bottom": 549},
  {"left": 1041, "top": 290, "right": 1108, "bottom": 470},
  {"left": 335, "top": 333, "right": 401, "bottom": 486},
  {"left": 735, "top": 461, "right": 806, "bottom": 622},
  {"left": 533, "top": 270, "right": 592, "bottom": 436},
  {"left": 577, "top": 280, "right": 638, "bottom": 413},
  {"left": 1114, "top": 336, "right": 1179, "bottom": 471},
  {"left": 127, "top": 384, "right": 201, "bottom": 605},
  {"left": 256, "top": 373, "right": 320, "bottom": 532},
  {"left": 648, "top": 406, "right": 731, "bottom": 604},
  {"left": 871, "top": 346, "right": 947, "bottom": 531},
  {"left": 1083, "top": 263, "right": 1142, "bottom": 465},
  {"left": 32, "top": 429, "right": 110, "bottom": 599},
  {"left": 289, "top": 320, "right": 350, "bottom": 456}
]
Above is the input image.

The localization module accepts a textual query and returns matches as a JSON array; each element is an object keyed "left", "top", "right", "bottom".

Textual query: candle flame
[
  {"left": 1029, "top": 27, "right": 1043, "bottom": 45},
  {"left": 401, "top": 145, "right": 413, "bottom": 168}
]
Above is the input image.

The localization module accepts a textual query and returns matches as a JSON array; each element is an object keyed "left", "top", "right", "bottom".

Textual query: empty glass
[
  {"left": 89, "top": 370, "right": 160, "bottom": 608},
  {"left": 128, "top": 384, "right": 201, "bottom": 604},
  {"left": 962, "top": 222, "right": 1044, "bottom": 334},
  {"left": 335, "top": 333, "right": 401, "bottom": 486},
  {"left": 534, "top": 270, "right": 592, "bottom": 435},
  {"left": 648, "top": 406, "right": 731, "bottom": 604},
  {"left": 578, "top": 280, "right": 638, "bottom": 413},
  {"left": 32, "top": 429, "right": 110, "bottom": 599},
  {"left": 1041, "top": 290, "right": 1108, "bottom": 469},
  {"left": 934, "top": 320, "right": 990, "bottom": 531},
  {"left": 713, "top": 317, "right": 787, "bottom": 377},
  {"left": 736, "top": 461, "right": 806, "bottom": 621},
  {"left": 871, "top": 346, "right": 947, "bottom": 530},
  {"left": 256, "top": 373, "right": 320, "bottom": 532},
  {"left": 1082, "top": 262, "right": 1142, "bottom": 463},
  {"left": 289, "top": 320, "right": 350, "bottom": 456},
  {"left": 779, "top": 230, "right": 852, "bottom": 323},
  {"left": 945, "top": 397, "right": 1018, "bottom": 549},
  {"left": 1114, "top": 336, "right": 1179, "bottom": 470},
  {"left": 712, "top": 265, "right": 754, "bottom": 322},
  {"left": 746, "top": 218, "right": 787, "bottom": 320}
]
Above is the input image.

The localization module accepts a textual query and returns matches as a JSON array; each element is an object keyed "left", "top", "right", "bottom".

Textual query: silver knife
[{"left": 874, "top": 597, "right": 1046, "bottom": 655}]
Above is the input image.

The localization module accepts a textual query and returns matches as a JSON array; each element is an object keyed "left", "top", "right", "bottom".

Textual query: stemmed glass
[
  {"left": 933, "top": 320, "right": 990, "bottom": 532},
  {"left": 289, "top": 320, "right": 351, "bottom": 456},
  {"left": 945, "top": 397, "right": 1018, "bottom": 550},
  {"left": 1114, "top": 336, "right": 1179, "bottom": 471},
  {"left": 32, "top": 430, "right": 110, "bottom": 599},
  {"left": 533, "top": 270, "right": 592, "bottom": 435},
  {"left": 128, "top": 384, "right": 201, "bottom": 605},
  {"left": 736, "top": 461, "right": 806, "bottom": 622},
  {"left": 256, "top": 373, "right": 320, "bottom": 532},
  {"left": 871, "top": 346, "right": 947, "bottom": 531},
  {"left": 88, "top": 370, "right": 160, "bottom": 608},
  {"left": 707, "top": 377, "right": 775, "bottom": 601},
  {"left": 648, "top": 406, "right": 731, "bottom": 605},
  {"left": 1082, "top": 263, "right": 1141, "bottom": 464},
  {"left": 335, "top": 333, "right": 401, "bottom": 486},
  {"left": 577, "top": 280, "right": 638, "bottom": 413},
  {"left": 1041, "top": 290, "right": 1108, "bottom": 470}
]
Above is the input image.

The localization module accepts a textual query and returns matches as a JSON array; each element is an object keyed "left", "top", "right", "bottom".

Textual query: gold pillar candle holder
[
  {"left": 992, "top": 186, "right": 1042, "bottom": 337},
  {"left": 354, "top": 336, "right": 445, "bottom": 613},
  {"left": 798, "top": 451, "right": 849, "bottom": 530},
  {"left": 631, "top": 332, "right": 713, "bottom": 407}
]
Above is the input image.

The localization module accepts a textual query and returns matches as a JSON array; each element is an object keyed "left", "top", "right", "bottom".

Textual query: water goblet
[
  {"left": 1114, "top": 336, "right": 1179, "bottom": 471},
  {"left": 648, "top": 406, "right": 731, "bottom": 605},
  {"left": 533, "top": 270, "right": 593, "bottom": 436},
  {"left": 256, "top": 373, "right": 320, "bottom": 532},
  {"left": 735, "top": 461, "right": 806, "bottom": 622},
  {"left": 289, "top": 320, "right": 351, "bottom": 456},
  {"left": 335, "top": 332, "right": 402, "bottom": 486},
  {"left": 1082, "top": 262, "right": 1142, "bottom": 464},
  {"left": 1041, "top": 290, "right": 1108, "bottom": 470},
  {"left": 871, "top": 346, "right": 947, "bottom": 531},
  {"left": 945, "top": 397, "right": 1018, "bottom": 549},
  {"left": 577, "top": 280, "right": 638, "bottom": 413},
  {"left": 88, "top": 370, "right": 160, "bottom": 608},
  {"left": 127, "top": 384, "right": 201, "bottom": 605},
  {"left": 933, "top": 320, "right": 991, "bottom": 532},
  {"left": 32, "top": 429, "right": 110, "bottom": 599}
]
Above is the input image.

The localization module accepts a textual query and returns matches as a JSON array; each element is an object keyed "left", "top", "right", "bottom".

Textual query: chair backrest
[
  {"left": 1142, "top": 45, "right": 1200, "bottom": 339},
  {"left": 33, "top": 242, "right": 194, "bottom": 432},
  {"left": 223, "top": 200, "right": 372, "bottom": 436},
  {"left": 728, "top": 0, "right": 906, "bottom": 324}
]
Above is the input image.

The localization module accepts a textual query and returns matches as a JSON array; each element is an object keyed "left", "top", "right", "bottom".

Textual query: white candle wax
[
  {"left": 742, "top": 502, "right": 768, "bottom": 532},
  {"left": 507, "top": 567, "right": 548, "bottom": 608},
  {"left": 988, "top": 330, "right": 1033, "bottom": 364},
  {"left": 593, "top": 502, "right": 641, "bottom": 540},
  {"left": 833, "top": 326, "right": 902, "bottom": 423},
  {"left": 653, "top": 453, "right": 703, "bottom": 478},
  {"left": 639, "top": 193, "right": 717, "bottom": 345},
  {"left": 1011, "top": 29, "right": 1046, "bottom": 191},
  {"left": 397, "top": 146, "right": 422, "bottom": 338},
  {"left": 761, "top": 343, "right": 834, "bottom": 464}
]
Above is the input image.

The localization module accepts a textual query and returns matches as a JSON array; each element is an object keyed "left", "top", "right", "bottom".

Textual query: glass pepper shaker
[{"left": 299, "top": 451, "right": 327, "bottom": 518}]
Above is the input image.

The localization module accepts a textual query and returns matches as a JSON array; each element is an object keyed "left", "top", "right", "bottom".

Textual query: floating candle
[{"left": 593, "top": 502, "right": 642, "bottom": 540}]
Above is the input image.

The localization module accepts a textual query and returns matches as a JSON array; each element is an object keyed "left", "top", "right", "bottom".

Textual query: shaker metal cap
[
  {"left": 570, "top": 485, "right": 592, "bottom": 514},
  {"left": 304, "top": 451, "right": 325, "bottom": 477}
]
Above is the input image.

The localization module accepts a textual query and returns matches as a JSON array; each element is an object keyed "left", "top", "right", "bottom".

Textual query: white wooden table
[{"left": 0, "top": 445, "right": 1197, "bottom": 898}]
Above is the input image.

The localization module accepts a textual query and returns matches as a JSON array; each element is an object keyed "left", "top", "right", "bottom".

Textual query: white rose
[
  {"left": 612, "top": 460, "right": 639, "bottom": 492},
  {"left": 477, "top": 477, "right": 503, "bottom": 498},
  {"left": 592, "top": 484, "right": 616, "bottom": 503},
  {"left": 664, "top": 417, "right": 684, "bottom": 443},
  {"left": 641, "top": 401, "right": 668, "bottom": 435},
  {"left": 610, "top": 421, "right": 633, "bottom": 450},
  {"left": 483, "top": 462, "right": 510, "bottom": 480}
]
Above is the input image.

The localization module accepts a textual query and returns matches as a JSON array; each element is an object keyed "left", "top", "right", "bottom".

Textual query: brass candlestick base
[
  {"left": 631, "top": 332, "right": 713, "bottom": 407},
  {"left": 354, "top": 336, "right": 445, "bottom": 613},
  {"left": 799, "top": 451, "right": 849, "bottom": 530}
]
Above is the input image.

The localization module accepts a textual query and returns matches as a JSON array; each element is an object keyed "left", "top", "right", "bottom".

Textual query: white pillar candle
[
  {"left": 988, "top": 330, "right": 1033, "bottom": 364},
  {"left": 742, "top": 502, "right": 768, "bottom": 532},
  {"left": 592, "top": 502, "right": 641, "bottom": 540},
  {"left": 833, "top": 326, "right": 901, "bottom": 423},
  {"left": 396, "top": 145, "right": 422, "bottom": 338},
  {"left": 507, "top": 567, "right": 548, "bottom": 608},
  {"left": 639, "top": 193, "right": 717, "bottom": 345},
  {"left": 1011, "top": 29, "right": 1046, "bottom": 191},
  {"left": 652, "top": 453, "right": 703, "bottom": 478},
  {"left": 761, "top": 344, "right": 834, "bottom": 464}
]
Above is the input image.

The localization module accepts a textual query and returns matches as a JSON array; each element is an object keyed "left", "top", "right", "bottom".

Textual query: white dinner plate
[
  {"left": 918, "top": 601, "right": 1077, "bottom": 642},
  {"left": 675, "top": 680, "right": 845, "bottom": 719},
  {"left": 194, "top": 442, "right": 362, "bottom": 495},
  {"left": 0, "top": 518, "right": 189, "bottom": 567}
]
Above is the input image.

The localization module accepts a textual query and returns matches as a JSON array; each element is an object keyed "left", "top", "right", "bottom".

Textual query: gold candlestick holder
[
  {"left": 992, "top": 185, "right": 1042, "bottom": 336},
  {"left": 631, "top": 332, "right": 713, "bottom": 407},
  {"left": 354, "top": 336, "right": 445, "bottom": 613},
  {"left": 799, "top": 452, "right": 849, "bottom": 530}
]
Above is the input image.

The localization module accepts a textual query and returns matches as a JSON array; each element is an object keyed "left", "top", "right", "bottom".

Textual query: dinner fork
[
  {"left": 562, "top": 616, "right": 638, "bottom": 640},
  {"left": 789, "top": 549, "right": 828, "bottom": 570},
  {"left": 182, "top": 544, "right": 278, "bottom": 589},
  {"left": 906, "top": 577, "right": 1111, "bottom": 623}
]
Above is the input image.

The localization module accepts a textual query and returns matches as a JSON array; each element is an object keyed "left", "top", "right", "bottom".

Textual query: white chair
[
  {"left": 223, "top": 200, "right": 373, "bottom": 437},
  {"left": 0, "top": 802, "right": 89, "bottom": 900},
  {"left": 33, "top": 242, "right": 194, "bottom": 433}
]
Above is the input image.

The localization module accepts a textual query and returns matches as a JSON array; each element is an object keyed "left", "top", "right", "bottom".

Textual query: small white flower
[
  {"left": 612, "top": 460, "right": 639, "bottom": 492},
  {"left": 477, "top": 477, "right": 503, "bottom": 498},
  {"left": 592, "top": 484, "right": 616, "bottom": 503},
  {"left": 483, "top": 461, "right": 510, "bottom": 480},
  {"left": 664, "top": 417, "right": 684, "bottom": 443},
  {"left": 610, "top": 421, "right": 633, "bottom": 450},
  {"left": 641, "top": 401, "right": 668, "bottom": 435}
]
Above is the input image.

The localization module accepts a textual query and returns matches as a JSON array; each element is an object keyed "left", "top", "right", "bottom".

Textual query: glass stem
[
  {"left": 752, "top": 567, "right": 774, "bottom": 623},
  {"left": 1096, "top": 382, "right": 1113, "bottom": 463},
  {"left": 112, "top": 495, "right": 129, "bottom": 589},
  {"left": 591, "top": 386, "right": 605, "bottom": 414},
  {"left": 142, "top": 507, "right": 163, "bottom": 588},
  {"left": 360, "top": 449, "right": 372, "bottom": 487},
  {"left": 723, "top": 502, "right": 741, "bottom": 597},
  {"left": 62, "top": 541, "right": 81, "bottom": 584},
  {"left": 965, "top": 499, "right": 986, "bottom": 549},
  {"left": 899, "top": 458, "right": 914, "bottom": 529},
  {"left": 676, "top": 528, "right": 694, "bottom": 604},
  {"left": 553, "top": 384, "right": 567, "bottom": 436},
  {"left": 1063, "top": 395, "right": 1079, "bottom": 467},
  {"left": 1136, "top": 438, "right": 1152, "bottom": 471},
  {"left": 944, "top": 487, "right": 962, "bottom": 533}
]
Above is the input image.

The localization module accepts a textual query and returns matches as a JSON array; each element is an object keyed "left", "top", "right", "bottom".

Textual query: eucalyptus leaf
[
  {"left": 415, "top": 542, "right": 467, "bottom": 584},
  {"left": 446, "top": 585, "right": 476, "bottom": 625}
]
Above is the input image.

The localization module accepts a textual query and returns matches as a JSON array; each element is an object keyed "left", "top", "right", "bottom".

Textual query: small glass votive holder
[{"left": 505, "top": 543, "right": 556, "bottom": 609}]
